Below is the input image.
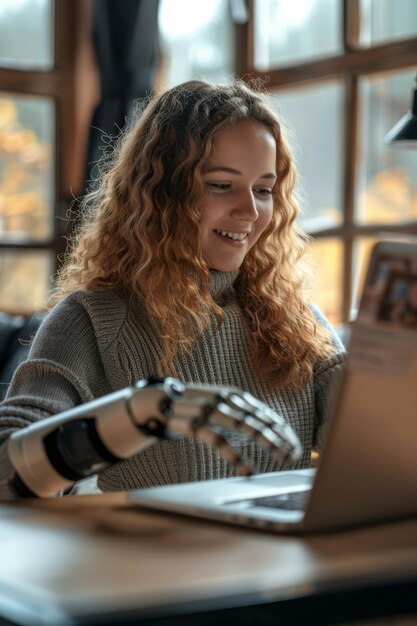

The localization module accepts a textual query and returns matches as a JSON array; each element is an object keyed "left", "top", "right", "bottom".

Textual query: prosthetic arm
[{"left": 5, "top": 377, "right": 302, "bottom": 498}]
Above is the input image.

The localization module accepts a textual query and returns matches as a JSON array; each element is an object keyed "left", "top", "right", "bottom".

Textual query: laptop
[{"left": 129, "top": 240, "right": 417, "bottom": 534}]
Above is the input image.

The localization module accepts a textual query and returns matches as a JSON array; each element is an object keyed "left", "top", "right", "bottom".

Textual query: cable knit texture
[{"left": 0, "top": 270, "right": 345, "bottom": 493}]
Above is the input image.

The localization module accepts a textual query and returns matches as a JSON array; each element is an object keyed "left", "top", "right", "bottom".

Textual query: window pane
[
  {"left": 306, "top": 237, "right": 343, "bottom": 326},
  {"left": 268, "top": 82, "right": 344, "bottom": 232},
  {"left": 254, "top": 0, "right": 342, "bottom": 70},
  {"left": 0, "top": 0, "right": 53, "bottom": 70},
  {"left": 359, "top": 0, "right": 417, "bottom": 46},
  {"left": 356, "top": 70, "right": 417, "bottom": 226},
  {"left": 0, "top": 250, "right": 53, "bottom": 313},
  {"left": 0, "top": 95, "right": 54, "bottom": 242},
  {"left": 158, "top": 0, "right": 234, "bottom": 88}
]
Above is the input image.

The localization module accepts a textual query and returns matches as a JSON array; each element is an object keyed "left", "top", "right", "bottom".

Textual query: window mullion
[
  {"left": 342, "top": 72, "right": 359, "bottom": 321},
  {"left": 234, "top": 0, "right": 253, "bottom": 77},
  {"left": 344, "top": 0, "right": 360, "bottom": 51}
]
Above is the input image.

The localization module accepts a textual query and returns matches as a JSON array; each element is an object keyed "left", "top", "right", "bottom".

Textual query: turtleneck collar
[{"left": 210, "top": 269, "right": 239, "bottom": 299}]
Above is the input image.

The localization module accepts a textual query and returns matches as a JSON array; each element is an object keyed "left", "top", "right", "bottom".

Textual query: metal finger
[
  {"left": 205, "top": 405, "right": 302, "bottom": 463},
  {"left": 238, "top": 416, "right": 296, "bottom": 462},
  {"left": 226, "top": 393, "right": 285, "bottom": 430},
  {"left": 180, "top": 384, "right": 237, "bottom": 402},
  {"left": 189, "top": 423, "right": 253, "bottom": 476}
]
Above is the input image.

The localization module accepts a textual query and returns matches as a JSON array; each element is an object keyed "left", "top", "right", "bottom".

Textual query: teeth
[{"left": 215, "top": 229, "right": 247, "bottom": 241}]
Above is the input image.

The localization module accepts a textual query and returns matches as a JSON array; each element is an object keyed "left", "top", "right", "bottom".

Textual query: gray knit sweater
[{"left": 0, "top": 270, "right": 345, "bottom": 494}]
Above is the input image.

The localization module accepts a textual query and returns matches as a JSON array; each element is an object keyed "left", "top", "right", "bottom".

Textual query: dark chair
[{"left": 0, "top": 312, "right": 44, "bottom": 400}]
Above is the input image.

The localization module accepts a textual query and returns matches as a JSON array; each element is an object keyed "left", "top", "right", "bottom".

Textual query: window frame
[
  {"left": 0, "top": 0, "right": 97, "bottom": 313},
  {"left": 1, "top": 0, "right": 416, "bottom": 319},
  {"left": 236, "top": 0, "right": 417, "bottom": 322}
]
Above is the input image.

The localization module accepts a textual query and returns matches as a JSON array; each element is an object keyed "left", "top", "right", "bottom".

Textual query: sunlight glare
[
  {"left": 275, "top": 0, "right": 315, "bottom": 28},
  {"left": 159, "top": 0, "right": 221, "bottom": 39}
]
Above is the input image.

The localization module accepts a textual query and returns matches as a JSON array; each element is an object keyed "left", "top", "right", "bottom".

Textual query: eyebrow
[{"left": 203, "top": 166, "right": 277, "bottom": 180}]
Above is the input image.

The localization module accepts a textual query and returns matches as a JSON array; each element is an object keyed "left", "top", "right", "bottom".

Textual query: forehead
[{"left": 207, "top": 120, "right": 276, "bottom": 165}]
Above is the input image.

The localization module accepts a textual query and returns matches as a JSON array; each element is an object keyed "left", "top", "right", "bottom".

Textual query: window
[
  {"left": 158, "top": 0, "right": 234, "bottom": 88},
  {"left": 0, "top": 0, "right": 54, "bottom": 70},
  {"left": 356, "top": 69, "right": 417, "bottom": 227},
  {"left": 2, "top": 1, "right": 416, "bottom": 321},
  {"left": 268, "top": 81, "right": 344, "bottom": 232},
  {"left": 359, "top": 0, "right": 417, "bottom": 46},
  {"left": 0, "top": 0, "right": 96, "bottom": 314},
  {"left": 253, "top": 0, "right": 342, "bottom": 69},
  {"left": 159, "top": 0, "right": 417, "bottom": 327}
]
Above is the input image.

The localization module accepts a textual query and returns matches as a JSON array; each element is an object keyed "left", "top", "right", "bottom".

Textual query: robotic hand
[{"left": 6, "top": 377, "right": 302, "bottom": 498}]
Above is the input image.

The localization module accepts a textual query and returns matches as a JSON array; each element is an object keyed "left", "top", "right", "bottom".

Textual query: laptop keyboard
[{"left": 237, "top": 489, "right": 310, "bottom": 511}]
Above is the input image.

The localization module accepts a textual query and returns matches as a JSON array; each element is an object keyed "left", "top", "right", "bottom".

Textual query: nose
[{"left": 231, "top": 189, "right": 259, "bottom": 222}]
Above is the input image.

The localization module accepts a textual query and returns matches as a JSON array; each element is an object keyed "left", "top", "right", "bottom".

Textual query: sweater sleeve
[
  {"left": 0, "top": 294, "right": 112, "bottom": 448},
  {"left": 310, "top": 303, "right": 346, "bottom": 450}
]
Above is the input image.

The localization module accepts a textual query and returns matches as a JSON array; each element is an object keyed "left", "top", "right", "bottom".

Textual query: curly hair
[{"left": 55, "top": 79, "right": 334, "bottom": 388}]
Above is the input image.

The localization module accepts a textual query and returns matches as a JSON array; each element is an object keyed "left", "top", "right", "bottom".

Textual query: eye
[
  {"left": 255, "top": 187, "right": 273, "bottom": 196},
  {"left": 206, "top": 182, "right": 232, "bottom": 192}
]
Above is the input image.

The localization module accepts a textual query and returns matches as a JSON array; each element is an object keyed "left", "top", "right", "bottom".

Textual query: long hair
[{"left": 55, "top": 79, "right": 334, "bottom": 388}]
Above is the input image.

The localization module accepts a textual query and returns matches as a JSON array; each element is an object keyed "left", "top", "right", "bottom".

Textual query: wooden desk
[{"left": 1, "top": 493, "right": 417, "bottom": 626}]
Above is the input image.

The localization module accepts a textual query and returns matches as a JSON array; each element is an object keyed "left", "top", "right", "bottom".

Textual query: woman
[{"left": 0, "top": 79, "right": 345, "bottom": 493}]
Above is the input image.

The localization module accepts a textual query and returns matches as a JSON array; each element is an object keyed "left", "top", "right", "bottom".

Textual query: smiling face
[{"left": 200, "top": 120, "right": 277, "bottom": 272}]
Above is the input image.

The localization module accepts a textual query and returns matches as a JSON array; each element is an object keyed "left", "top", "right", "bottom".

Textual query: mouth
[{"left": 213, "top": 229, "right": 248, "bottom": 242}]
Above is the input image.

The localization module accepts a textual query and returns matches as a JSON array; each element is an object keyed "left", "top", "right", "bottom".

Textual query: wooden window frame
[
  {"left": 0, "top": 0, "right": 97, "bottom": 295},
  {"left": 236, "top": 0, "right": 417, "bottom": 322},
  {"left": 2, "top": 0, "right": 416, "bottom": 320}
]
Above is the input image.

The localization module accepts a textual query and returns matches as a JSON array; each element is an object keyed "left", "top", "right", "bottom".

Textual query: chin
[{"left": 204, "top": 250, "right": 246, "bottom": 272}]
